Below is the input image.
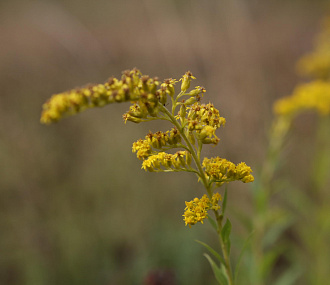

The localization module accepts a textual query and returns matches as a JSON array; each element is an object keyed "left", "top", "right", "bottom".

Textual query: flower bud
[
  {"left": 186, "top": 151, "right": 192, "bottom": 166},
  {"left": 179, "top": 104, "right": 186, "bottom": 122},
  {"left": 180, "top": 71, "right": 196, "bottom": 92},
  {"left": 176, "top": 151, "right": 186, "bottom": 167},
  {"left": 184, "top": 97, "right": 197, "bottom": 106},
  {"left": 187, "top": 86, "right": 206, "bottom": 97},
  {"left": 123, "top": 114, "right": 143, "bottom": 124}
]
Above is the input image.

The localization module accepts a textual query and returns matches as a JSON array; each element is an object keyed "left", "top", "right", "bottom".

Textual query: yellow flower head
[
  {"left": 202, "top": 157, "right": 254, "bottom": 186},
  {"left": 297, "top": 17, "right": 330, "bottom": 80},
  {"left": 141, "top": 151, "right": 191, "bottom": 172},
  {"left": 273, "top": 81, "right": 330, "bottom": 117},
  {"left": 186, "top": 103, "right": 226, "bottom": 145},
  {"left": 132, "top": 139, "right": 152, "bottom": 160},
  {"left": 41, "top": 69, "right": 163, "bottom": 124},
  {"left": 183, "top": 193, "right": 222, "bottom": 227},
  {"left": 161, "top": 78, "right": 178, "bottom": 97}
]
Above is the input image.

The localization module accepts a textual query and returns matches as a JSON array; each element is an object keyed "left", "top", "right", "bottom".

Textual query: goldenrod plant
[
  {"left": 281, "top": 17, "right": 330, "bottom": 285},
  {"left": 239, "top": 16, "right": 330, "bottom": 285},
  {"left": 41, "top": 69, "right": 254, "bottom": 285}
]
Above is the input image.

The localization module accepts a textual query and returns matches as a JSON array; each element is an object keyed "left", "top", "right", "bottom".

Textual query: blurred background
[{"left": 0, "top": 0, "right": 329, "bottom": 284}]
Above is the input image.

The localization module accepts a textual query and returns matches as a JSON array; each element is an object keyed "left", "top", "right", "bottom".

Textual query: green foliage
[
  {"left": 204, "top": 254, "right": 229, "bottom": 285},
  {"left": 221, "top": 219, "right": 232, "bottom": 255}
]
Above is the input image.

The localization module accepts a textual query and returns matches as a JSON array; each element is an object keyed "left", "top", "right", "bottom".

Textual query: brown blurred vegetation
[{"left": 0, "top": 0, "right": 328, "bottom": 284}]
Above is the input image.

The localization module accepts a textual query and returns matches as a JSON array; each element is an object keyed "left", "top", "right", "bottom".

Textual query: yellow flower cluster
[
  {"left": 297, "top": 17, "right": 330, "bottom": 79},
  {"left": 202, "top": 157, "right": 254, "bottom": 186},
  {"left": 41, "top": 69, "right": 254, "bottom": 230},
  {"left": 186, "top": 103, "right": 226, "bottom": 145},
  {"left": 273, "top": 81, "right": 330, "bottom": 116},
  {"left": 132, "top": 139, "right": 152, "bottom": 160},
  {"left": 183, "top": 193, "right": 222, "bottom": 227},
  {"left": 132, "top": 128, "right": 182, "bottom": 159},
  {"left": 141, "top": 151, "right": 192, "bottom": 172},
  {"left": 145, "top": 129, "right": 182, "bottom": 149},
  {"left": 40, "top": 68, "right": 163, "bottom": 124}
]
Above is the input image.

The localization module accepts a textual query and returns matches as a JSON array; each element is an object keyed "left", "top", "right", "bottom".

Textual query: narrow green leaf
[
  {"left": 195, "top": 240, "right": 225, "bottom": 265},
  {"left": 263, "top": 217, "right": 293, "bottom": 248},
  {"left": 261, "top": 248, "right": 285, "bottom": 278},
  {"left": 221, "top": 187, "right": 228, "bottom": 216},
  {"left": 220, "top": 263, "right": 230, "bottom": 284},
  {"left": 234, "top": 230, "right": 255, "bottom": 282},
  {"left": 221, "top": 219, "right": 232, "bottom": 240},
  {"left": 221, "top": 219, "right": 232, "bottom": 254},
  {"left": 204, "top": 253, "right": 229, "bottom": 285},
  {"left": 273, "top": 265, "right": 302, "bottom": 285},
  {"left": 230, "top": 207, "right": 253, "bottom": 231},
  {"left": 208, "top": 215, "right": 218, "bottom": 231}
]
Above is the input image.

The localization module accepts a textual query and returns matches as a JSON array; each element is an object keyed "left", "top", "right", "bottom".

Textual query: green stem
[
  {"left": 215, "top": 211, "right": 234, "bottom": 285},
  {"left": 159, "top": 102, "right": 234, "bottom": 285},
  {"left": 158, "top": 103, "right": 211, "bottom": 196}
]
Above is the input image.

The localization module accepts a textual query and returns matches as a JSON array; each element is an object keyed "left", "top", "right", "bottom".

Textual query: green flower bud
[
  {"left": 186, "top": 151, "right": 192, "bottom": 166},
  {"left": 161, "top": 78, "right": 177, "bottom": 97},
  {"left": 179, "top": 104, "right": 186, "bottom": 122},
  {"left": 158, "top": 88, "right": 167, "bottom": 105},
  {"left": 188, "top": 133, "right": 195, "bottom": 145},
  {"left": 180, "top": 71, "right": 196, "bottom": 92},
  {"left": 188, "top": 86, "right": 206, "bottom": 96},
  {"left": 123, "top": 114, "right": 143, "bottom": 123},
  {"left": 184, "top": 97, "right": 197, "bottom": 106},
  {"left": 145, "top": 102, "right": 158, "bottom": 117},
  {"left": 176, "top": 151, "right": 186, "bottom": 167}
]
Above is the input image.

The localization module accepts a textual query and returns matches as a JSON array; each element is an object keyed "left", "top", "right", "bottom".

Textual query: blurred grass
[{"left": 0, "top": 0, "right": 329, "bottom": 284}]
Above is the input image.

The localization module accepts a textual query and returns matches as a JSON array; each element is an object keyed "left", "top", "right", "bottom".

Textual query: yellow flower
[
  {"left": 183, "top": 193, "right": 222, "bottom": 227},
  {"left": 132, "top": 128, "right": 183, "bottom": 160},
  {"left": 40, "top": 69, "right": 162, "bottom": 124},
  {"left": 273, "top": 80, "right": 330, "bottom": 117},
  {"left": 132, "top": 139, "right": 152, "bottom": 160},
  {"left": 202, "top": 157, "right": 254, "bottom": 186},
  {"left": 297, "top": 17, "right": 330, "bottom": 80},
  {"left": 161, "top": 78, "right": 178, "bottom": 97},
  {"left": 141, "top": 151, "right": 191, "bottom": 172},
  {"left": 185, "top": 103, "right": 226, "bottom": 145}
]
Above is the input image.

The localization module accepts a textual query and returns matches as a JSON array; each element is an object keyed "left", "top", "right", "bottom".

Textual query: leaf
[
  {"left": 234, "top": 230, "right": 255, "bottom": 282},
  {"left": 204, "top": 253, "right": 229, "bottom": 285},
  {"left": 208, "top": 215, "right": 218, "bottom": 231},
  {"left": 195, "top": 240, "right": 225, "bottom": 265},
  {"left": 261, "top": 247, "right": 285, "bottom": 278},
  {"left": 262, "top": 216, "right": 294, "bottom": 248},
  {"left": 230, "top": 207, "right": 253, "bottom": 231},
  {"left": 273, "top": 265, "right": 302, "bottom": 285},
  {"left": 221, "top": 187, "right": 228, "bottom": 216},
  {"left": 221, "top": 219, "right": 232, "bottom": 254}
]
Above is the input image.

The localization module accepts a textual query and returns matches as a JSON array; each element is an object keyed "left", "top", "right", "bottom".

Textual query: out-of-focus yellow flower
[
  {"left": 298, "top": 52, "right": 330, "bottom": 80},
  {"left": 273, "top": 81, "right": 330, "bottom": 117},
  {"left": 183, "top": 193, "right": 222, "bottom": 227},
  {"left": 297, "top": 17, "right": 330, "bottom": 80}
]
